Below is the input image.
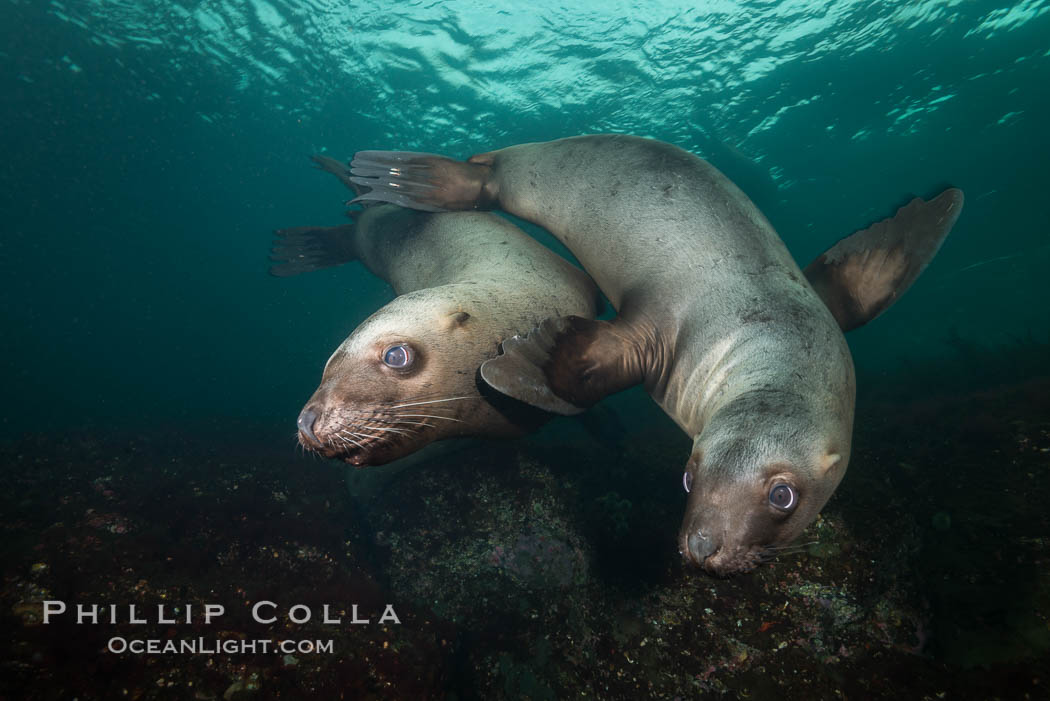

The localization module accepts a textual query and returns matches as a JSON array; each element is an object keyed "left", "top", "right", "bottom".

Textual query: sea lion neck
[{"left": 660, "top": 324, "right": 814, "bottom": 438}]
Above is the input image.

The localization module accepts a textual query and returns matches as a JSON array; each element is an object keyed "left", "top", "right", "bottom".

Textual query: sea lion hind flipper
[
  {"left": 348, "top": 150, "right": 493, "bottom": 213},
  {"left": 804, "top": 187, "right": 964, "bottom": 331},
  {"left": 310, "top": 154, "right": 362, "bottom": 195},
  {"left": 480, "top": 316, "right": 645, "bottom": 416},
  {"left": 269, "top": 224, "right": 357, "bottom": 277},
  {"left": 308, "top": 154, "right": 384, "bottom": 207}
]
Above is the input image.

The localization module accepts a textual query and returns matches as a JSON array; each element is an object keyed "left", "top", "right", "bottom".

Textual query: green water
[{"left": 2, "top": 0, "right": 1047, "bottom": 437}]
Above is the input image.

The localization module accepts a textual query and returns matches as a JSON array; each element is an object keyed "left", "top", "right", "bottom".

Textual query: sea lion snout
[
  {"left": 677, "top": 483, "right": 731, "bottom": 572},
  {"left": 683, "top": 529, "right": 719, "bottom": 566},
  {"left": 297, "top": 405, "right": 323, "bottom": 449},
  {"left": 678, "top": 515, "right": 763, "bottom": 576}
]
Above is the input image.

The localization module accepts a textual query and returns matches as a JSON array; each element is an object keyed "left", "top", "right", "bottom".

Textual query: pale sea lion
[
  {"left": 345, "top": 135, "right": 963, "bottom": 574},
  {"left": 273, "top": 156, "right": 598, "bottom": 466}
]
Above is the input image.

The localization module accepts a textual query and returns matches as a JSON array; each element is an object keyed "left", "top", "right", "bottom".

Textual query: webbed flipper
[
  {"left": 311, "top": 154, "right": 361, "bottom": 194},
  {"left": 480, "top": 316, "right": 646, "bottom": 416},
  {"left": 805, "top": 188, "right": 964, "bottom": 331},
  {"left": 269, "top": 223, "right": 357, "bottom": 277},
  {"left": 348, "top": 150, "right": 494, "bottom": 213}
]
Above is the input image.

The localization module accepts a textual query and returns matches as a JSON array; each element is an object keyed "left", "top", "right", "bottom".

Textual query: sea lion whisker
[
  {"left": 389, "top": 406, "right": 458, "bottom": 414},
  {"left": 359, "top": 424, "right": 417, "bottom": 436},
  {"left": 388, "top": 396, "right": 472, "bottom": 408},
  {"left": 396, "top": 413, "right": 464, "bottom": 423},
  {"left": 367, "top": 419, "right": 431, "bottom": 428},
  {"left": 338, "top": 429, "right": 384, "bottom": 443},
  {"left": 386, "top": 391, "right": 460, "bottom": 403},
  {"left": 360, "top": 416, "right": 432, "bottom": 426},
  {"left": 763, "top": 542, "right": 817, "bottom": 560},
  {"left": 345, "top": 430, "right": 386, "bottom": 441},
  {"left": 349, "top": 428, "right": 404, "bottom": 440},
  {"left": 335, "top": 433, "right": 366, "bottom": 450},
  {"left": 756, "top": 546, "right": 789, "bottom": 562},
  {"left": 769, "top": 540, "right": 818, "bottom": 552},
  {"left": 379, "top": 404, "right": 459, "bottom": 414}
]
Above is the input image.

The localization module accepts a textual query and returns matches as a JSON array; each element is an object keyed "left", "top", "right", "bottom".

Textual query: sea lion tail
[
  {"left": 269, "top": 224, "right": 357, "bottom": 277},
  {"left": 804, "top": 188, "right": 964, "bottom": 331},
  {"left": 347, "top": 150, "right": 494, "bottom": 213}
]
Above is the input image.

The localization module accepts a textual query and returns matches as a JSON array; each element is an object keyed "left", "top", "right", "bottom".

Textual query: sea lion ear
[
  {"left": 804, "top": 188, "right": 964, "bottom": 332},
  {"left": 480, "top": 316, "right": 646, "bottom": 416},
  {"left": 446, "top": 311, "right": 471, "bottom": 327},
  {"left": 820, "top": 452, "right": 842, "bottom": 474}
]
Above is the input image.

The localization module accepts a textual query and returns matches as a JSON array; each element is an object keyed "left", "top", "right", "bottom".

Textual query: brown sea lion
[
  {"left": 273, "top": 156, "right": 598, "bottom": 466},
  {"left": 345, "top": 135, "right": 963, "bottom": 573}
]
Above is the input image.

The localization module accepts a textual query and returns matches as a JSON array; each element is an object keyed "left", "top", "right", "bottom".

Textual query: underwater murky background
[{"left": 2, "top": 1, "right": 1049, "bottom": 699}]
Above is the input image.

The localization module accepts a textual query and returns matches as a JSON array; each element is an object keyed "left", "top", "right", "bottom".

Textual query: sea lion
[
  {"left": 345, "top": 135, "right": 963, "bottom": 574},
  {"left": 273, "top": 156, "right": 598, "bottom": 466}
]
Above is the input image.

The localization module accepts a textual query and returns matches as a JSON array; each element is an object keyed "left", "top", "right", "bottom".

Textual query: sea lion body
[
  {"left": 276, "top": 202, "right": 597, "bottom": 466},
  {"left": 475, "top": 136, "right": 854, "bottom": 433},
  {"left": 454, "top": 135, "right": 853, "bottom": 574},
  {"left": 347, "top": 135, "right": 962, "bottom": 573}
]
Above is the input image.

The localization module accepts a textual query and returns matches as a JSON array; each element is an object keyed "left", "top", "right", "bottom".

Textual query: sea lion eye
[
  {"left": 769, "top": 483, "right": 797, "bottom": 512},
  {"left": 682, "top": 472, "right": 692, "bottom": 493},
  {"left": 382, "top": 344, "right": 414, "bottom": 369}
]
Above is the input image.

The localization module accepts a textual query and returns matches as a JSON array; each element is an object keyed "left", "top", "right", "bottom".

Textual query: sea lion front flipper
[
  {"left": 269, "top": 224, "right": 357, "bottom": 277},
  {"left": 804, "top": 188, "right": 964, "bottom": 331},
  {"left": 348, "top": 150, "right": 494, "bottom": 213},
  {"left": 480, "top": 316, "right": 646, "bottom": 416}
]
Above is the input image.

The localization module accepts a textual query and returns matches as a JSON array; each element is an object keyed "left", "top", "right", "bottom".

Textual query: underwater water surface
[{"left": 2, "top": 0, "right": 1049, "bottom": 699}]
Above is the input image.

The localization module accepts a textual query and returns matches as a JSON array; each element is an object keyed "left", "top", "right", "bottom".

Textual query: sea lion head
[
  {"left": 677, "top": 391, "right": 850, "bottom": 575},
  {"left": 296, "top": 289, "right": 491, "bottom": 466}
]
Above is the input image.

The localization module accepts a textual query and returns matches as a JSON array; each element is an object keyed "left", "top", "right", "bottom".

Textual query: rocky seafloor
[{"left": 2, "top": 362, "right": 1049, "bottom": 699}]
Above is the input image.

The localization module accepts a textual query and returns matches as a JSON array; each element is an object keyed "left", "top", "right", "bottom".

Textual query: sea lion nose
[
  {"left": 297, "top": 406, "right": 323, "bottom": 448},
  {"left": 686, "top": 530, "right": 719, "bottom": 566}
]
